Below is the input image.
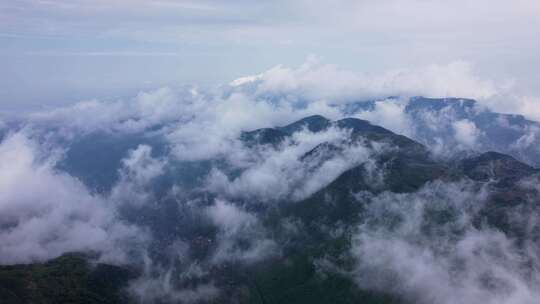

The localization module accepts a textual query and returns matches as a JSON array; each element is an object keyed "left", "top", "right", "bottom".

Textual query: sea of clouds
[{"left": 1, "top": 59, "right": 540, "bottom": 303}]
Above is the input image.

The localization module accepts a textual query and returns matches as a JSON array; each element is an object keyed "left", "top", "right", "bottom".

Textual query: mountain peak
[
  {"left": 279, "top": 115, "right": 331, "bottom": 134},
  {"left": 461, "top": 151, "right": 537, "bottom": 185}
]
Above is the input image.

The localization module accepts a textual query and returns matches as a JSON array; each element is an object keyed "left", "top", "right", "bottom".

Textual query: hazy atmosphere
[
  {"left": 1, "top": 1, "right": 540, "bottom": 304},
  {"left": 2, "top": 0, "right": 540, "bottom": 110}
]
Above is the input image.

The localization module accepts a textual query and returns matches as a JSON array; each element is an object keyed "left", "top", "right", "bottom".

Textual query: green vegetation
[{"left": 0, "top": 253, "right": 135, "bottom": 304}]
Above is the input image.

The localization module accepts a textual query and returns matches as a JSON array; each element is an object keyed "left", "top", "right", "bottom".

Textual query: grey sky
[{"left": 1, "top": 0, "right": 540, "bottom": 110}]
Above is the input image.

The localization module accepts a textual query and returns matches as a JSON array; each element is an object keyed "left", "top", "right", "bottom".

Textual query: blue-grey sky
[{"left": 1, "top": 0, "right": 540, "bottom": 110}]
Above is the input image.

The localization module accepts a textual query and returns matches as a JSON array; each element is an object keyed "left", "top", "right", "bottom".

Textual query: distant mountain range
[
  {"left": 54, "top": 97, "right": 540, "bottom": 196},
  {"left": 343, "top": 97, "right": 540, "bottom": 167}
]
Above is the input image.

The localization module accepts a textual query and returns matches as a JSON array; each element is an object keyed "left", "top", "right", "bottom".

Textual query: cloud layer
[{"left": 352, "top": 181, "right": 540, "bottom": 304}]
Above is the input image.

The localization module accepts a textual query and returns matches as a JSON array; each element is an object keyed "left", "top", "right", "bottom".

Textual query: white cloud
[
  {"left": 26, "top": 87, "right": 187, "bottom": 134},
  {"left": 129, "top": 252, "right": 220, "bottom": 304},
  {"left": 484, "top": 95, "right": 540, "bottom": 122},
  {"left": 351, "top": 181, "right": 540, "bottom": 304},
  {"left": 205, "top": 127, "right": 376, "bottom": 202},
  {"left": 119, "top": 144, "right": 165, "bottom": 185},
  {"left": 205, "top": 199, "right": 277, "bottom": 264},
  {"left": 110, "top": 144, "right": 166, "bottom": 207},
  {"left": 452, "top": 119, "right": 482, "bottom": 149},
  {"left": 0, "top": 132, "right": 146, "bottom": 264},
  {"left": 231, "top": 59, "right": 498, "bottom": 102},
  {"left": 354, "top": 98, "right": 414, "bottom": 137},
  {"left": 512, "top": 125, "right": 540, "bottom": 151}
]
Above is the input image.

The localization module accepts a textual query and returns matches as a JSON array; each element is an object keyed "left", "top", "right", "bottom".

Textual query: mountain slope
[{"left": 0, "top": 254, "right": 135, "bottom": 304}]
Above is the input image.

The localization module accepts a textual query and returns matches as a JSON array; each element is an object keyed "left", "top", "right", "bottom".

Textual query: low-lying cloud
[
  {"left": 351, "top": 181, "right": 540, "bottom": 304},
  {"left": 0, "top": 132, "right": 146, "bottom": 264}
]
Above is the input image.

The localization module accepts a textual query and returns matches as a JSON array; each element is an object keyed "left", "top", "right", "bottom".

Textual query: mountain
[
  {"left": 343, "top": 97, "right": 540, "bottom": 167},
  {"left": 2, "top": 115, "right": 540, "bottom": 304}
]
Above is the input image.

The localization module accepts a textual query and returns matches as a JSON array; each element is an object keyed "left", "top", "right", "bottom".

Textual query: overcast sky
[{"left": 1, "top": 0, "right": 540, "bottom": 110}]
